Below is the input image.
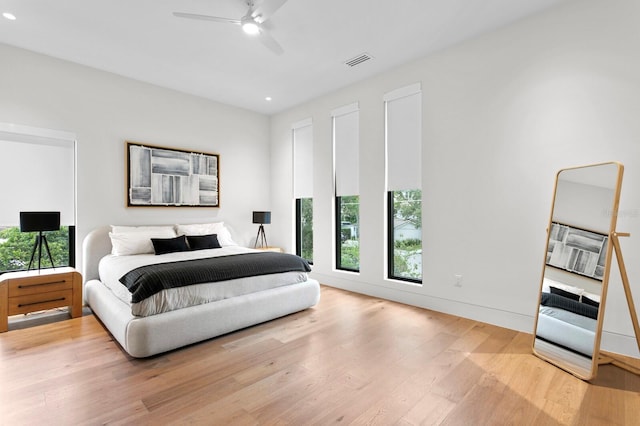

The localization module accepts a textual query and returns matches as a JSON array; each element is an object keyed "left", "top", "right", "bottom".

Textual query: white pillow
[
  {"left": 543, "top": 278, "right": 583, "bottom": 297},
  {"left": 216, "top": 226, "right": 238, "bottom": 247},
  {"left": 582, "top": 291, "right": 601, "bottom": 303},
  {"left": 175, "top": 222, "right": 224, "bottom": 236},
  {"left": 109, "top": 227, "right": 177, "bottom": 255},
  {"left": 175, "top": 222, "right": 238, "bottom": 246},
  {"left": 111, "top": 225, "right": 176, "bottom": 235}
]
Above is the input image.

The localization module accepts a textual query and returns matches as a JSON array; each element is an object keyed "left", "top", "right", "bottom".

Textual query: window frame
[
  {"left": 0, "top": 225, "right": 75, "bottom": 275},
  {"left": 295, "top": 197, "right": 313, "bottom": 264},
  {"left": 335, "top": 195, "right": 359, "bottom": 272},
  {"left": 387, "top": 191, "right": 422, "bottom": 284},
  {"left": 0, "top": 123, "right": 77, "bottom": 276},
  {"left": 384, "top": 84, "right": 422, "bottom": 284},
  {"left": 331, "top": 103, "right": 360, "bottom": 273}
]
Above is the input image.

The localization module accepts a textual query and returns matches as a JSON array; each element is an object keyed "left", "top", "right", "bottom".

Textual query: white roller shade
[
  {"left": 385, "top": 84, "right": 422, "bottom": 191},
  {"left": 332, "top": 103, "right": 359, "bottom": 196},
  {"left": 0, "top": 127, "right": 75, "bottom": 226},
  {"left": 292, "top": 119, "right": 313, "bottom": 198}
]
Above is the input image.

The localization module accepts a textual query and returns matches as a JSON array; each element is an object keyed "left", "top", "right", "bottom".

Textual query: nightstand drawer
[
  {"left": 8, "top": 273, "right": 74, "bottom": 297},
  {"left": 8, "top": 289, "right": 74, "bottom": 316}
]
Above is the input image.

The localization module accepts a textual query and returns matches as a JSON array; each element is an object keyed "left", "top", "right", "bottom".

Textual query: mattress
[
  {"left": 538, "top": 305, "right": 596, "bottom": 331},
  {"left": 536, "top": 306, "right": 596, "bottom": 357},
  {"left": 99, "top": 246, "right": 309, "bottom": 317}
]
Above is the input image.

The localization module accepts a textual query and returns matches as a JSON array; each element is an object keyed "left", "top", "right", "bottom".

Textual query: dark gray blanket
[
  {"left": 540, "top": 292, "right": 598, "bottom": 320},
  {"left": 120, "top": 252, "right": 311, "bottom": 303}
]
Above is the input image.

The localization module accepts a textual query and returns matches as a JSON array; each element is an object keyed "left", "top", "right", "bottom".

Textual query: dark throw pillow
[
  {"left": 549, "top": 286, "right": 580, "bottom": 301},
  {"left": 581, "top": 295, "right": 600, "bottom": 308},
  {"left": 187, "top": 234, "right": 221, "bottom": 251},
  {"left": 151, "top": 235, "right": 190, "bottom": 255}
]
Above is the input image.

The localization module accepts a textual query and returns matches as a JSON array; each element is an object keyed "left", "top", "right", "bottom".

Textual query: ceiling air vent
[{"left": 344, "top": 53, "right": 373, "bottom": 67}]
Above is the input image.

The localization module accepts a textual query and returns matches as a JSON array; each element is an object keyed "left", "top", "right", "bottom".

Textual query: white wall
[
  {"left": 2, "top": 0, "right": 638, "bottom": 357},
  {"left": 0, "top": 43, "right": 271, "bottom": 270},
  {"left": 270, "top": 0, "right": 640, "bottom": 357}
]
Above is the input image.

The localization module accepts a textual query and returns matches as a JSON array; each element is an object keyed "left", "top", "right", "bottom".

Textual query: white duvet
[{"left": 98, "top": 246, "right": 309, "bottom": 317}]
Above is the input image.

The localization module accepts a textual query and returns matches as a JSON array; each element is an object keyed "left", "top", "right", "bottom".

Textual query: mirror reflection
[{"left": 533, "top": 162, "right": 623, "bottom": 380}]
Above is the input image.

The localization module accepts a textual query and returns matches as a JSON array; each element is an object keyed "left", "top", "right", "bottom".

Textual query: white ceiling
[{"left": 0, "top": 0, "right": 569, "bottom": 115}]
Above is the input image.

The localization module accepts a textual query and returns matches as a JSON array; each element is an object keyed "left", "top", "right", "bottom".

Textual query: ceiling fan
[{"left": 173, "top": 0, "right": 288, "bottom": 55}]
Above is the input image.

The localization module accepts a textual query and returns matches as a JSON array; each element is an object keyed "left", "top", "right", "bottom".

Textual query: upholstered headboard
[
  {"left": 81, "top": 226, "right": 112, "bottom": 283},
  {"left": 81, "top": 222, "right": 242, "bottom": 283}
]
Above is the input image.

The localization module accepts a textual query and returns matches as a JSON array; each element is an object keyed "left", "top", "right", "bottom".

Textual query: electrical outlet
[{"left": 454, "top": 274, "right": 463, "bottom": 287}]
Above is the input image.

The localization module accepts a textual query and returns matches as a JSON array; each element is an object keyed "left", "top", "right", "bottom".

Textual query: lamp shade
[
  {"left": 20, "top": 211, "right": 60, "bottom": 232},
  {"left": 252, "top": 211, "right": 271, "bottom": 224}
]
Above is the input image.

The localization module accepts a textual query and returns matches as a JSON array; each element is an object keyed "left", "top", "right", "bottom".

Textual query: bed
[
  {"left": 82, "top": 223, "right": 321, "bottom": 358},
  {"left": 535, "top": 281, "right": 599, "bottom": 358}
]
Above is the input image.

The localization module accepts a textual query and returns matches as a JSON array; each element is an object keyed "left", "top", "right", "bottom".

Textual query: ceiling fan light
[{"left": 242, "top": 21, "right": 260, "bottom": 35}]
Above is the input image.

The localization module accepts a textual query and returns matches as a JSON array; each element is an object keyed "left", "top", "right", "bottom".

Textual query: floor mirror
[{"left": 532, "top": 162, "right": 629, "bottom": 380}]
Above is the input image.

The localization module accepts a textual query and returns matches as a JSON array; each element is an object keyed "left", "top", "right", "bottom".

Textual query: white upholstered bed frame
[{"left": 82, "top": 226, "right": 321, "bottom": 358}]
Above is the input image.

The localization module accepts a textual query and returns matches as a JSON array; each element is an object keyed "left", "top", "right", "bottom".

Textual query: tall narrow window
[
  {"left": 0, "top": 125, "right": 76, "bottom": 274},
  {"left": 332, "top": 103, "right": 360, "bottom": 271},
  {"left": 293, "top": 119, "right": 313, "bottom": 263},
  {"left": 384, "top": 84, "right": 422, "bottom": 283},
  {"left": 296, "top": 198, "right": 313, "bottom": 262}
]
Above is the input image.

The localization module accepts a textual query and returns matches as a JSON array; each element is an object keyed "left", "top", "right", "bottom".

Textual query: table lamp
[
  {"left": 20, "top": 211, "right": 60, "bottom": 270},
  {"left": 252, "top": 211, "right": 271, "bottom": 248}
]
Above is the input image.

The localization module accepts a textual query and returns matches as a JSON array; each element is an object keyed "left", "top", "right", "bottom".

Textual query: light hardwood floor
[{"left": 1, "top": 286, "right": 639, "bottom": 425}]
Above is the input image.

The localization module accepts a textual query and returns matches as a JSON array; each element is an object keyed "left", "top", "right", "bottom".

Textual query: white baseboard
[
  {"left": 600, "top": 331, "right": 640, "bottom": 358},
  {"left": 314, "top": 273, "right": 640, "bottom": 359}
]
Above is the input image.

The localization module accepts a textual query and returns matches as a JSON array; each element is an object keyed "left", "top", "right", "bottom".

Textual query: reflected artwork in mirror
[{"left": 533, "top": 162, "right": 624, "bottom": 380}]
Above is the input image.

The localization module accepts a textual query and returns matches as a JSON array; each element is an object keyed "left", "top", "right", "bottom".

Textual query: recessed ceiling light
[
  {"left": 265, "top": 97, "right": 272, "bottom": 101},
  {"left": 2, "top": 12, "right": 16, "bottom": 20}
]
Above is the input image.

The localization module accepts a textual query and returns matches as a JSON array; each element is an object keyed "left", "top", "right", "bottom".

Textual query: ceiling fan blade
[
  {"left": 258, "top": 28, "right": 284, "bottom": 55},
  {"left": 252, "top": 0, "right": 288, "bottom": 23},
  {"left": 174, "top": 6, "right": 284, "bottom": 55},
  {"left": 173, "top": 12, "right": 240, "bottom": 25}
]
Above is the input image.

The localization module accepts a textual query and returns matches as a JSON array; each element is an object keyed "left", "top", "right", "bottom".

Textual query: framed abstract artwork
[
  {"left": 546, "top": 222, "right": 607, "bottom": 280},
  {"left": 126, "top": 141, "right": 219, "bottom": 207}
]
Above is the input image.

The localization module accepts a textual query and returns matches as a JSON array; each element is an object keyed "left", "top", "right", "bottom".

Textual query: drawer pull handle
[
  {"left": 18, "top": 280, "right": 67, "bottom": 289},
  {"left": 18, "top": 297, "right": 66, "bottom": 308}
]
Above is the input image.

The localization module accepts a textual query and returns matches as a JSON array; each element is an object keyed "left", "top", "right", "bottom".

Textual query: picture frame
[
  {"left": 126, "top": 141, "right": 219, "bottom": 207},
  {"left": 546, "top": 222, "right": 608, "bottom": 281}
]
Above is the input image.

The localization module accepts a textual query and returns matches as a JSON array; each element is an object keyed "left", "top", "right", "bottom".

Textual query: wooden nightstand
[
  {"left": 0, "top": 267, "right": 82, "bottom": 332},
  {"left": 254, "top": 246, "right": 283, "bottom": 253}
]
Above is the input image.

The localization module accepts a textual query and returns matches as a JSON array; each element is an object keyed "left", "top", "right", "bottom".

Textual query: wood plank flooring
[{"left": 1, "top": 286, "right": 639, "bottom": 425}]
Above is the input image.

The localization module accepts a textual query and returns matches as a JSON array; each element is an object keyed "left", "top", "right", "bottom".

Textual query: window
[
  {"left": 332, "top": 103, "right": 360, "bottom": 271},
  {"left": 384, "top": 84, "right": 422, "bottom": 283},
  {"left": 293, "top": 119, "right": 313, "bottom": 263},
  {"left": 296, "top": 198, "right": 313, "bottom": 263},
  {"left": 0, "top": 226, "right": 75, "bottom": 273},
  {"left": 0, "top": 124, "right": 76, "bottom": 274},
  {"left": 387, "top": 191, "right": 422, "bottom": 281},
  {"left": 336, "top": 195, "right": 359, "bottom": 271}
]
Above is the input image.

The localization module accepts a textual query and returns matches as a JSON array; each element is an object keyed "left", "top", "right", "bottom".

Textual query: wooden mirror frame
[{"left": 532, "top": 162, "right": 624, "bottom": 380}]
